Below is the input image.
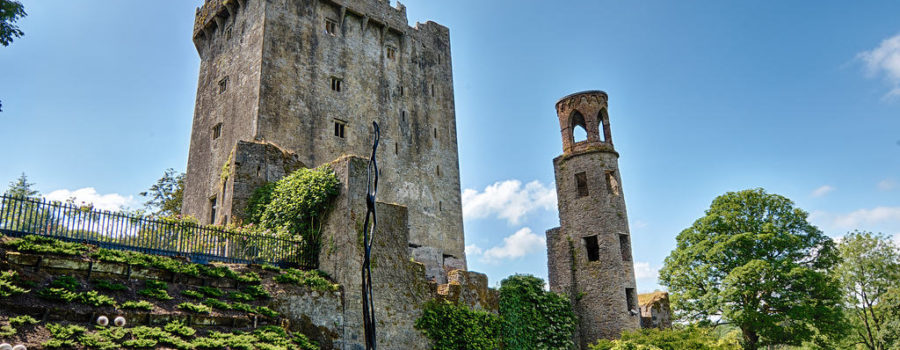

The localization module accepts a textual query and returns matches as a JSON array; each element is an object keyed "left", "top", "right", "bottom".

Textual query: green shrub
[
  {"left": 144, "top": 279, "right": 168, "bottom": 290},
  {"left": 0, "top": 325, "right": 15, "bottom": 337},
  {"left": 234, "top": 271, "right": 261, "bottom": 283},
  {"left": 256, "top": 306, "right": 280, "bottom": 318},
  {"left": 243, "top": 284, "right": 270, "bottom": 299},
  {"left": 246, "top": 182, "right": 276, "bottom": 225},
  {"left": 415, "top": 300, "right": 502, "bottom": 350},
  {"left": 227, "top": 291, "right": 255, "bottom": 302},
  {"left": 49, "top": 275, "right": 80, "bottom": 291},
  {"left": 274, "top": 269, "right": 338, "bottom": 292},
  {"left": 9, "top": 315, "right": 39, "bottom": 326},
  {"left": 197, "top": 286, "right": 223, "bottom": 297},
  {"left": 38, "top": 287, "right": 79, "bottom": 302},
  {"left": 93, "top": 279, "right": 127, "bottom": 291},
  {"left": 261, "top": 263, "right": 281, "bottom": 272},
  {"left": 178, "top": 302, "right": 211, "bottom": 314},
  {"left": 78, "top": 290, "right": 117, "bottom": 307},
  {"left": 47, "top": 323, "right": 87, "bottom": 339},
  {"left": 6, "top": 235, "right": 88, "bottom": 256},
  {"left": 202, "top": 297, "right": 231, "bottom": 310},
  {"left": 121, "top": 300, "right": 154, "bottom": 310},
  {"left": 199, "top": 264, "right": 237, "bottom": 279},
  {"left": 258, "top": 166, "right": 339, "bottom": 240},
  {"left": 139, "top": 287, "right": 172, "bottom": 300},
  {"left": 122, "top": 338, "right": 158, "bottom": 348},
  {"left": 182, "top": 289, "right": 204, "bottom": 299},
  {"left": 498, "top": 274, "right": 576, "bottom": 350},
  {"left": 588, "top": 326, "right": 741, "bottom": 350},
  {"left": 0, "top": 270, "right": 29, "bottom": 297},
  {"left": 164, "top": 320, "right": 196, "bottom": 337},
  {"left": 91, "top": 248, "right": 200, "bottom": 276},
  {"left": 231, "top": 302, "right": 255, "bottom": 313}
]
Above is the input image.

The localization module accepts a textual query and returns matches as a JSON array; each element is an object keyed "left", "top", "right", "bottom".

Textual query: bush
[
  {"left": 91, "top": 248, "right": 200, "bottom": 276},
  {"left": 78, "top": 290, "right": 117, "bottom": 307},
  {"left": 227, "top": 291, "right": 255, "bottom": 302},
  {"left": 5, "top": 235, "right": 88, "bottom": 256},
  {"left": 256, "top": 306, "right": 280, "bottom": 318},
  {"left": 0, "top": 270, "right": 29, "bottom": 297},
  {"left": 164, "top": 320, "right": 196, "bottom": 337},
  {"left": 415, "top": 300, "right": 502, "bottom": 350},
  {"left": 258, "top": 165, "right": 339, "bottom": 239},
  {"left": 202, "top": 297, "right": 231, "bottom": 310},
  {"left": 197, "top": 286, "right": 223, "bottom": 297},
  {"left": 93, "top": 279, "right": 127, "bottom": 291},
  {"left": 9, "top": 315, "right": 39, "bottom": 326},
  {"left": 275, "top": 269, "right": 338, "bottom": 292},
  {"left": 246, "top": 182, "right": 276, "bottom": 225},
  {"left": 38, "top": 287, "right": 79, "bottom": 302},
  {"left": 588, "top": 326, "right": 741, "bottom": 350},
  {"left": 178, "top": 302, "right": 211, "bottom": 314},
  {"left": 498, "top": 274, "right": 576, "bottom": 350},
  {"left": 181, "top": 289, "right": 204, "bottom": 299},
  {"left": 243, "top": 284, "right": 271, "bottom": 299},
  {"left": 49, "top": 275, "right": 80, "bottom": 291},
  {"left": 121, "top": 300, "right": 154, "bottom": 310}
]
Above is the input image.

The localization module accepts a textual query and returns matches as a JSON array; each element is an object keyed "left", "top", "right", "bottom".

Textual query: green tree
[
  {"left": 877, "top": 288, "right": 900, "bottom": 348},
  {"left": 5, "top": 172, "right": 38, "bottom": 198},
  {"left": 498, "top": 274, "right": 576, "bottom": 349},
  {"left": 1, "top": 173, "right": 42, "bottom": 231},
  {"left": 1, "top": 0, "right": 26, "bottom": 112},
  {"left": 140, "top": 168, "right": 184, "bottom": 217},
  {"left": 836, "top": 231, "right": 900, "bottom": 350},
  {"left": 658, "top": 188, "right": 842, "bottom": 350}
]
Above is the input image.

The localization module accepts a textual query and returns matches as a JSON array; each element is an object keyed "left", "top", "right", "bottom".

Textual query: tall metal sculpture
[{"left": 362, "top": 121, "right": 380, "bottom": 350}]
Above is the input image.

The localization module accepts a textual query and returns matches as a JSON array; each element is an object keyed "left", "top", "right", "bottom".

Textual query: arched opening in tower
[
  {"left": 571, "top": 111, "right": 588, "bottom": 143},
  {"left": 598, "top": 109, "right": 610, "bottom": 143}
]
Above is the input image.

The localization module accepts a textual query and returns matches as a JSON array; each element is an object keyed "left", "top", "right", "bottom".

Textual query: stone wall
[
  {"left": 638, "top": 292, "right": 672, "bottom": 329},
  {"left": 183, "top": 0, "right": 466, "bottom": 278}
]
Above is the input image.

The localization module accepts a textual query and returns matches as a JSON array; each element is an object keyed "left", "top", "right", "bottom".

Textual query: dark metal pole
[{"left": 362, "top": 121, "right": 380, "bottom": 350}]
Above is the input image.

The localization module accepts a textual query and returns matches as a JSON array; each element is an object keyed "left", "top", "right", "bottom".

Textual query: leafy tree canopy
[
  {"left": 835, "top": 231, "right": 900, "bottom": 350},
  {"left": 0, "top": 0, "right": 25, "bottom": 46},
  {"left": 659, "top": 188, "right": 842, "bottom": 350},
  {"left": 5, "top": 172, "right": 38, "bottom": 198},
  {"left": 140, "top": 168, "right": 184, "bottom": 217}
]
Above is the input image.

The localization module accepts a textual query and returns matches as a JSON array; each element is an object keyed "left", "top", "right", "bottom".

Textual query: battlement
[{"left": 193, "top": 0, "right": 240, "bottom": 39}]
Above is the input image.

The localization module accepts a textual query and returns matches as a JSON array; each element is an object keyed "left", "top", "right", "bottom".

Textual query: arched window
[
  {"left": 598, "top": 109, "right": 610, "bottom": 143},
  {"left": 571, "top": 111, "right": 587, "bottom": 143}
]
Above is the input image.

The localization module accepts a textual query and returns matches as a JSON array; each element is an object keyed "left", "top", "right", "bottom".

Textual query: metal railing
[{"left": 0, "top": 195, "right": 317, "bottom": 268}]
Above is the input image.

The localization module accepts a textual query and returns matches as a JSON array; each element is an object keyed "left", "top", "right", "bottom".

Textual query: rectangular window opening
[
  {"left": 325, "top": 18, "right": 338, "bottom": 35},
  {"left": 330, "top": 77, "right": 342, "bottom": 92},
  {"left": 209, "top": 196, "right": 217, "bottom": 225},
  {"left": 225, "top": 25, "right": 233, "bottom": 40},
  {"left": 394, "top": 142, "right": 398, "bottom": 155},
  {"left": 212, "top": 123, "right": 223, "bottom": 140},
  {"left": 575, "top": 172, "right": 588, "bottom": 197},
  {"left": 606, "top": 171, "right": 621, "bottom": 196},
  {"left": 399, "top": 86, "right": 404, "bottom": 96},
  {"left": 386, "top": 46, "right": 396, "bottom": 60},
  {"left": 626, "top": 288, "right": 636, "bottom": 313},
  {"left": 333, "top": 120, "right": 346, "bottom": 138},
  {"left": 218, "top": 77, "right": 228, "bottom": 94},
  {"left": 619, "top": 234, "right": 632, "bottom": 261},
  {"left": 583, "top": 235, "right": 600, "bottom": 262}
]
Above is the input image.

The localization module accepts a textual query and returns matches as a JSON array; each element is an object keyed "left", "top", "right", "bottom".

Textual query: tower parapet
[{"left": 546, "top": 90, "right": 640, "bottom": 347}]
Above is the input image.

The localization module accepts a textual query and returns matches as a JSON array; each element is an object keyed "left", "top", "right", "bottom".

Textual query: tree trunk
[{"left": 742, "top": 328, "right": 759, "bottom": 350}]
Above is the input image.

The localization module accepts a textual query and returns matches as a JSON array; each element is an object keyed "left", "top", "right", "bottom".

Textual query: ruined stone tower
[
  {"left": 546, "top": 91, "right": 641, "bottom": 346},
  {"left": 182, "top": 0, "right": 465, "bottom": 279}
]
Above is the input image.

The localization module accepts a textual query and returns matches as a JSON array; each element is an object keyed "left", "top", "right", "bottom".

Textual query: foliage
[
  {"left": 257, "top": 165, "right": 340, "bottom": 243},
  {"left": 1, "top": 173, "right": 42, "bottom": 228},
  {"left": 140, "top": 168, "right": 185, "bottom": 217},
  {"left": 78, "top": 290, "right": 117, "bottom": 306},
  {"left": 9, "top": 315, "right": 39, "bottom": 326},
  {"left": 164, "top": 320, "right": 196, "bottom": 337},
  {"left": 261, "top": 263, "right": 281, "bottom": 272},
  {"left": 256, "top": 306, "right": 280, "bottom": 318},
  {"left": 138, "top": 279, "right": 173, "bottom": 300},
  {"left": 182, "top": 289, "right": 204, "bottom": 299},
  {"left": 244, "top": 284, "right": 271, "bottom": 299},
  {"left": 202, "top": 297, "right": 231, "bottom": 310},
  {"left": 44, "top": 323, "right": 88, "bottom": 348},
  {"left": 498, "top": 274, "right": 576, "bottom": 350},
  {"left": 834, "top": 230, "right": 900, "bottom": 350},
  {"left": 178, "top": 302, "right": 211, "bottom": 313},
  {"left": 274, "top": 268, "right": 338, "bottom": 292},
  {"left": 5, "top": 234, "right": 88, "bottom": 256},
  {"left": 877, "top": 287, "right": 900, "bottom": 347},
  {"left": 50, "top": 275, "right": 80, "bottom": 291},
  {"left": 38, "top": 287, "right": 79, "bottom": 302},
  {"left": 4, "top": 172, "right": 37, "bottom": 197},
  {"left": 246, "top": 182, "right": 276, "bottom": 225},
  {"left": 227, "top": 291, "right": 255, "bottom": 302},
  {"left": 92, "top": 248, "right": 201, "bottom": 276},
  {"left": 0, "top": 270, "right": 28, "bottom": 297},
  {"left": 589, "top": 326, "right": 742, "bottom": 350},
  {"left": 0, "top": 324, "right": 15, "bottom": 337},
  {"left": 197, "top": 285, "right": 224, "bottom": 297},
  {"left": 93, "top": 278, "right": 128, "bottom": 291},
  {"left": 415, "top": 300, "right": 502, "bottom": 350},
  {"left": 231, "top": 301, "right": 256, "bottom": 313},
  {"left": 658, "top": 188, "right": 842, "bottom": 350},
  {"left": 121, "top": 300, "right": 154, "bottom": 310}
]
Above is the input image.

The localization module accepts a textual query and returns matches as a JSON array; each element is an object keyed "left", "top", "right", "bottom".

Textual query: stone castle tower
[
  {"left": 546, "top": 91, "right": 641, "bottom": 346},
  {"left": 182, "top": 0, "right": 466, "bottom": 279}
]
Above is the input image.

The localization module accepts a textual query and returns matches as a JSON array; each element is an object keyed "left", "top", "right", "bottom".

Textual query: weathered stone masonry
[
  {"left": 183, "top": 0, "right": 466, "bottom": 281},
  {"left": 546, "top": 91, "right": 641, "bottom": 347}
]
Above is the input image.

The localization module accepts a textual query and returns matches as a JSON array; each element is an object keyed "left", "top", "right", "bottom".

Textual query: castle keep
[
  {"left": 182, "top": 0, "right": 465, "bottom": 280},
  {"left": 546, "top": 91, "right": 641, "bottom": 347}
]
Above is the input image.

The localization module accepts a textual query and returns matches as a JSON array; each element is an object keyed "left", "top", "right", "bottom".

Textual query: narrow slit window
[
  {"left": 399, "top": 86, "right": 404, "bottom": 96},
  {"left": 439, "top": 201, "right": 442, "bottom": 211},
  {"left": 209, "top": 196, "right": 217, "bottom": 225},
  {"left": 436, "top": 165, "right": 441, "bottom": 177},
  {"left": 394, "top": 142, "right": 398, "bottom": 155},
  {"left": 330, "top": 77, "right": 342, "bottom": 92},
  {"left": 333, "top": 120, "right": 346, "bottom": 138},
  {"left": 619, "top": 234, "right": 631, "bottom": 261},
  {"left": 218, "top": 77, "right": 228, "bottom": 94},
  {"left": 212, "top": 123, "right": 223, "bottom": 140},
  {"left": 431, "top": 84, "right": 435, "bottom": 97},
  {"left": 583, "top": 235, "right": 600, "bottom": 262},
  {"left": 626, "top": 288, "right": 636, "bottom": 313},
  {"left": 606, "top": 171, "right": 621, "bottom": 196},
  {"left": 401, "top": 110, "right": 406, "bottom": 121},
  {"left": 433, "top": 127, "right": 437, "bottom": 138},
  {"left": 575, "top": 172, "right": 588, "bottom": 197},
  {"left": 225, "top": 25, "right": 233, "bottom": 40},
  {"left": 325, "top": 18, "right": 338, "bottom": 35}
]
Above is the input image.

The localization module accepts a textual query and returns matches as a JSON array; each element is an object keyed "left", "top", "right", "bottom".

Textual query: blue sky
[{"left": 1, "top": 1, "right": 899, "bottom": 292}]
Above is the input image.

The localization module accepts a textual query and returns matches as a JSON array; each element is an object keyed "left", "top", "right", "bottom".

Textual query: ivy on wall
[
  {"left": 414, "top": 300, "right": 502, "bottom": 350},
  {"left": 246, "top": 165, "right": 340, "bottom": 242},
  {"left": 499, "top": 274, "right": 577, "bottom": 350}
]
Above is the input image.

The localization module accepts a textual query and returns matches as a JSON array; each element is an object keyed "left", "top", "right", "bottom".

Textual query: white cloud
[
  {"left": 631, "top": 220, "right": 649, "bottom": 229},
  {"left": 462, "top": 180, "right": 556, "bottom": 225},
  {"left": 858, "top": 33, "right": 900, "bottom": 99},
  {"left": 465, "top": 244, "right": 483, "bottom": 256},
  {"left": 479, "top": 227, "right": 546, "bottom": 263},
  {"left": 878, "top": 178, "right": 897, "bottom": 191},
  {"left": 44, "top": 188, "right": 135, "bottom": 211},
  {"left": 633, "top": 261, "right": 659, "bottom": 280},
  {"left": 810, "top": 207, "right": 900, "bottom": 238},
  {"left": 811, "top": 185, "right": 835, "bottom": 198}
]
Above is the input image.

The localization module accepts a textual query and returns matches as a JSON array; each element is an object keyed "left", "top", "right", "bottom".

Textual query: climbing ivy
[
  {"left": 499, "top": 274, "right": 576, "bottom": 350},
  {"left": 251, "top": 165, "right": 340, "bottom": 243},
  {"left": 415, "top": 300, "right": 502, "bottom": 350}
]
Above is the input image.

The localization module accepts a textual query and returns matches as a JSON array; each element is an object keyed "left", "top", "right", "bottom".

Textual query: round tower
[{"left": 545, "top": 91, "right": 640, "bottom": 347}]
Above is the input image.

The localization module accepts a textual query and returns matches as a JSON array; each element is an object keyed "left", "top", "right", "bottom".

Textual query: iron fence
[{"left": 0, "top": 195, "right": 318, "bottom": 268}]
